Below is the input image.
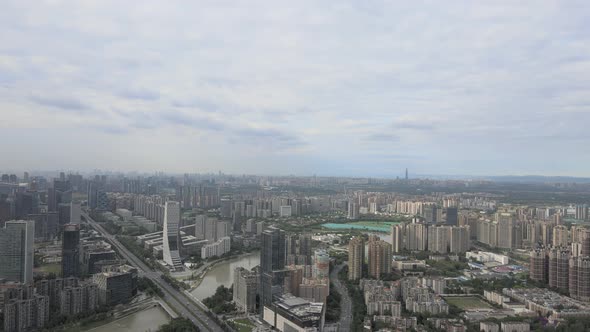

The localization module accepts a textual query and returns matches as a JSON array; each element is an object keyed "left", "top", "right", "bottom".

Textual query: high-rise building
[
  {"left": 347, "top": 202, "right": 359, "bottom": 220},
  {"left": 260, "top": 226, "right": 287, "bottom": 309},
  {"left": 407, "top": 223, "right": 428, "bottom": 251},
  {"left": 3, "top": 295, "right": 49, "bottom": 332},
  {"left": 449, "top": 226, "right": 471, "bottom": 253},
  {"left": 0, "top": 220, "right": 35, "bottom": 283},
  {"left": 62, "top": 224, "right": 80, "bottom": 278},
  {"left": 445, "top": 207, "right": 459, "bottom": 226},
  {"left": 233, "top": 267, "right": 258, "bottom": 313},
  {"left": 368, "top": 239, "right": 392, "bottom": 279},
  {"left": 575, "top": 205, "right": 588, "bottom": 221},
  {"left": 497, "top": 213, "right": 514, "bottom": 249},
  {"left": 70, "top": 202, "right": 81, "bottom": 224},
  {"left": 286, "top": 233, "right": 312, "bottom": 265},
  {"left": 391, "top": 224, "right": 405, "bottom": 253},
  {"left": 313, "top": 249, "right": 330, "bottom": 279},
  {"left": 548, "top": 248, "right": 569, "bottom": 291},
  {"left": 552, "top": 225, "right": 569, "bottom": 248},
  {"left": 569, "top": 256, "right": 590, "bottom": 302},
  {"left": 445, "top": 207, "right": 458, "bottom": 226},
  {"left": 348, "top": 237, "right": 365, "bottom": 280},
  {"left": 59, "top": 283, "right": 99, "bottom": 316},
  {"left": 162, "top": 201, "right": 183, "bottom": 271},
  {"left": 529, "top": 249, "right": 547, "bottom": 283}
]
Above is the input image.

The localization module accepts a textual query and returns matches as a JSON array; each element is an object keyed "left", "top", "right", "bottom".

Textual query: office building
[
  {"left": 445, "top": 207, "right": 458, "bottom": 226},
  {"left": 92, "top": 265, "right": 138, "bottom": 305},
  {"left": 348, "top": 237, "right": 365, "bottom": 280},
  {"left": 233, "top": 267, "right": 258, "bottom": 313},
  {"left": 260, "top": 226, "right": 287, "bottom": 309},
  {"left": 368, "top": 239, "right": 392, "bottom": 279},
  {"left": 62, "top": 224, "right": 80, "bottom": 277},
  {"left": 162, "top": 201, "right": 183, "bottom": 271},
  {"left": 0, "top": 220, "right": 34, "bottom": 283}
]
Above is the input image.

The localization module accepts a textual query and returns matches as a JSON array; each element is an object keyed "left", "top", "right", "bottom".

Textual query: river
[
  {"left": 191, "top": 251, "right": 260, "bottom": 300},
  {"left": 86, "top": 305, "right": 170, "bottom": 332}
]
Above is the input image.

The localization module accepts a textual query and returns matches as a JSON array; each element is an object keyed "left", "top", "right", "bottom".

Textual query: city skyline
[{"left": 1, "top": 2, "right": 589, "bottom": 176}]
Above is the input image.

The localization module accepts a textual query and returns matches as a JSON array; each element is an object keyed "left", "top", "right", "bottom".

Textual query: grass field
[
  {"left": 38, "top": 263, "right": 61, "bottom": 275},
  {"left": 444, "top": 296, "right": 493, "bottom": 310},
  {"left": 230, "top": 319, "right": 255, "bottom": 332}
]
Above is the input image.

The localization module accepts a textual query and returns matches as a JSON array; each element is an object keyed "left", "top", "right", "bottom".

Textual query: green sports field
[{"left": 444, "top": 296, "right": 492, "bottom": 310}]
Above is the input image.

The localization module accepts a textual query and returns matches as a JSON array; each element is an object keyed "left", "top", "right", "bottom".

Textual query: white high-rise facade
[{"left": 162, "top": 201, "right": 183, "bottom": 270}]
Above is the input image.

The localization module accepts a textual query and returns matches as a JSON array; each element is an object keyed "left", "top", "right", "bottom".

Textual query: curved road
[
  {"left": 83, "top": 212, "right": 224, "bottom": 332},
  {"left": 330, "top": 263, "right": 351, "bottom": 332}
]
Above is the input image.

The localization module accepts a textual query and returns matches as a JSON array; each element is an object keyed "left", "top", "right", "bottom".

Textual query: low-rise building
[
  {"left": 480, "top": 322, "right": 499, "bottom": 332},
  {"left": 263, "top": 294, "right": 325, "bottom": 332},
  {"left": 501, "top": 321, "right": 529, "bottom": 332}
]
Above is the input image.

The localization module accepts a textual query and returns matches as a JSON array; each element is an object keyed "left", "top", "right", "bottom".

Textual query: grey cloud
[
  {"left": 29, "top": 95, "right": 90, "bottom": 112},
  {"left": 393, "top": 121, "right": 434, "bottom": 131},
  {"left": 160, "top": 112, "right": 225, "bottom": 131},
  {"left": 235, "top": 127, "right": 306, "bottom": 147},
  {"left": 117, "top": 88, "right": 160, "bottom": 101},
  {"left": 365, "top": 133, "right": 400, "bottom": 142},
  {"left": 90, "top": 125, "right": 129, "bottom": 135},
  {"left": 172, "top": 99, "right": 219, "bottom": 111}
]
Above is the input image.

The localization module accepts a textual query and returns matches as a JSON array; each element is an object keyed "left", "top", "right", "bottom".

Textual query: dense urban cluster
[{"left": 2, "top": 171, "right": 590, "bottom": 332}]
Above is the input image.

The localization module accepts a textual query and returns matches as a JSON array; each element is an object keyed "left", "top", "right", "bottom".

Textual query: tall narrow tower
[
  {"left": 260, "top": 226, "right": 286, "bottom": 311},
  {"left": 163, "top": 201, "right": 183, "bottom": 271},
  {"left": 62, "top": 224, "right": 80, "bottom": 277},
  {"left": 405, "top": 168, "right": 408, "bottom": 180}
]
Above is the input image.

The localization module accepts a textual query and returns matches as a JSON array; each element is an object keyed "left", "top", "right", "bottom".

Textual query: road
[
  {"left": 330, "top": 263, "right": 351, "bottom": 332},
  {"left": 82, "top": 212, "right": 224, "bottom": 332}
]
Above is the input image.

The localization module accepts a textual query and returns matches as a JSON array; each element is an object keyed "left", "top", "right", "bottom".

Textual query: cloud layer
[{"left": 1, "top": 1, "right": 590, "bottom": 176}]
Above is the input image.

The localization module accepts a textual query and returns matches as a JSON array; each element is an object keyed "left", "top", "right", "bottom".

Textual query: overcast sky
[{"left": 1, "top": 1, "right": 589, "bottom": 177}]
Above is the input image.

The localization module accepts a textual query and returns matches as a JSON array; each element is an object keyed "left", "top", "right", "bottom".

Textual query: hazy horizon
[{"left": 2, "top": 1, "right": 589, "bottom": 176}]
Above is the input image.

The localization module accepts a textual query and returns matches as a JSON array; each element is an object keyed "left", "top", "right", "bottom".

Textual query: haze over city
[{"left": 2, "top": 1, "right": 590, "bottom": 176}]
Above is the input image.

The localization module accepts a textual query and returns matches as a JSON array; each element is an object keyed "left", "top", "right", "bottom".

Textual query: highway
[
  {"left": 330, "top": 263, "right": 351, "bottom": 332},
  {"left": 82, "top": 211, "right": 224, "bottom": 332}
]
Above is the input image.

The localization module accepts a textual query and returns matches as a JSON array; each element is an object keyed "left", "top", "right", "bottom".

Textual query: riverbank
[
  {"left": 188, "top": 251, "right": 260, "bottom": 290},
  {"left": 58, "top": 298, "right": 170, "bottom": 332},
  {"left": 190, "top": 251, "right": 260, "bottom": 300}
]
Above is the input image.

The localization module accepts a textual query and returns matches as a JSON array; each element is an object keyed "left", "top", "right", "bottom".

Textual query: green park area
[
  {"left": 229, "top": 318, "right": 255, "bottom": 332},
  {"left": 444, "top": 296, "right": 493, "bottom": 310}
]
